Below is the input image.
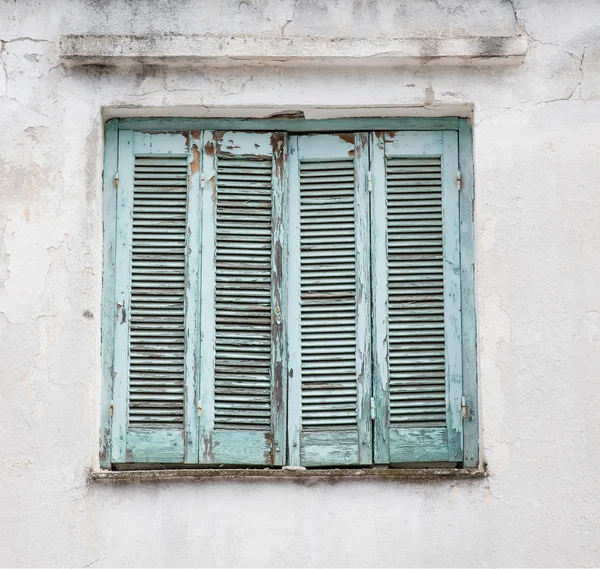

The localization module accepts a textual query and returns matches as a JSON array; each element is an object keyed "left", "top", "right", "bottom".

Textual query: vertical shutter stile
[
  {"left": 199, "top": 131, "right": 287, "bottom": 465},
  {"left": 372, "top": 131, "right": 463, "bottom": 464},
  {"left": 111, "top": 131, "right": 200, "bottom": 464},
  {"left": 288, "top": 133, "right": 372, "bottom": 467}
]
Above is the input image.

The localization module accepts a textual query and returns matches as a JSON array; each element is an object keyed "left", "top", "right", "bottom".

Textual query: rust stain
[
  {"left": 24, "top": 206, "right": 30, "bottom": 223},
  {"left": 204, "top": 141, "right": 215, "bottom": 156},
  {"left": 213, "top": 130, "right": 225, "bottom": 149},
  {"left": 385, "top": 131, "right": 397, "bottom": 139},
  {"left": 190, "top": 143, "right": 200, "bottom": 175},
  {"left": 337, "top": 133, "right": 355, "bottom": 144},
  {"left": 271, "top": 132, "right": 285, "bottom": 177},
  {"left": 264, "top": 431, "right": 274, "bottom": 464},
  {"left": 348, "top": 149, "right": 355, "bottom": 158}
]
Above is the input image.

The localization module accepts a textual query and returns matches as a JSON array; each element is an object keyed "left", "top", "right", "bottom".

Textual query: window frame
[{"left": 99, "top": 117, "right": 478, "bottom": 470}]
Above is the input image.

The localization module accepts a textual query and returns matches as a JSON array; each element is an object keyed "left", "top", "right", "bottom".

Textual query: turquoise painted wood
[
  {"left": 442, "top": 130, "right": 463, "bottom": 461},
  {"left": 100, "top": 118, "right": 119, "bottom": 468},
  {"left": 184, "top": 132, "right": 203, "bottom": 463},
  {"left": 370, "top": 132, "right": 390, "bottom": 465},
  {"left": 111, "top": 130, "right": 196, "bottom": 464},
  {"left": 287, "top": 133, "right": 372, "bottom": 467},
  {"left": 119, "top": 117, "right": 460, "bottom": 134},
  {"left": 199, "top": 131, "right": 287, "bottom": 465},
  {"left": 458, "top": 119, "right": 479, "bottom": 468},
  {"left": 111, "top": 129, "right": 134, "bottom": 463},
  {"left": 199, "top": 133, "right": 217, "bottom": 463},
  {"left": 102, "top": 118, "right": 478, "bottom": 469},
  {"left": 286, "top": 137, "right": 302, "bottom": 466},
  {"left": 371, "top": 130, "right": 464, "bottom": 464}
]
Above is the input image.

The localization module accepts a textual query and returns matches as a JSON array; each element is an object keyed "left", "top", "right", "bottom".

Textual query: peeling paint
[{"left": 2, "top": 0, "right": 600, "bottom": 567}]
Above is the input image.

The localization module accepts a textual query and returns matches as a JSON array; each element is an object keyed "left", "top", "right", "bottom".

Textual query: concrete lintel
[
  {"left": 60, "top": 34, "right": 527, "bottom": 67},
  {"left": 90, "top": 467, "right": 487, "bottom": 482}
]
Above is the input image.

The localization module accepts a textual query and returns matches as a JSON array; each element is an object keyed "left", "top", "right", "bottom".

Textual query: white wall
[{"left": 1, "top": 0, "right": 600, "bottom": 566}]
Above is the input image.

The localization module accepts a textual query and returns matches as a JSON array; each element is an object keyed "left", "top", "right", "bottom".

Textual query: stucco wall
[{"left": 1, "top": 0, "right": 600, "bottom": 566}]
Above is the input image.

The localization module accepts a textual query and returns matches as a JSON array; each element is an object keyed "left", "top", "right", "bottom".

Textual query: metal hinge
[
  {"left": 457, "top": 170, "right": 462, "bottom": 191},
  {"left": 370, "top": 397, "right": 375, "bottom": 420},
  {"left": 110, "top": 400, "right": 114, "bottom": 417},
  {"left": 114, "top": 172, "right": 119, "bottom": 188},
  {"left": 461, "top": 395, "right": 467, "bottom": 418},
  {"left": 368, "top": 171, "right": 373, "bottom": 192}
]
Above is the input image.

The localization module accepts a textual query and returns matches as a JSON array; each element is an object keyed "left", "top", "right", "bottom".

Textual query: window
[{"left": 100, "top": 119, "right": 477, "bottom": 469}]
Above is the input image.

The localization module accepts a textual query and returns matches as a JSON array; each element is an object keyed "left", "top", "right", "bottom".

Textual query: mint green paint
[
  {"left": 286, "top": 136, "right": 302, "bottom": 467},
  {"left": 458, "top": 119, "right": 479, "bottom": 468},
  {"left": 200, "top": 131, "right": 282, "bottom": 466},
  {"left": 132, "top": 131, "right": 189, "bottom": 155},
  {"left": 354, "top": 132, "right": 374, "bottom": 465},
  {"left": 300, "top": 431, "right": 360, "bottom": 467},
  {"left": 110, "top": 129, "right": 134, "bottom": 464},
  {"left": 125, "top": 429, "right": 185, "bottom": 463},
  {"left": 101, "top": 119, "right": 478, "bottom": 469},
  {"left": 212, "top": 430, "right": 276, "bottom": 465},
  {"left": 372, "top": 130, "right": 464, "bottom": 465},
  {"left": 111, "top": 131, "right": 194, "bottom": 465},
  {"left": 388, "top": 427, "right": 449, "bottom": 463},
  {"left": 370, "top": 132, "right": 390, "bottom": 465},
  {"left": 199, "top": 133, "right": 217, "bottom": 463},
  {"left": 441, "top": 130, "right": 463, "bottom": 461},
  {"left": 118, "top": 117, "right": 460, "bottom": 133},
  {"left": 288, "top": 133, "right": 372, "bottom": 467},
  {"left": 100, "top": 118, "right": 119, "bottom": 469},
  {"left": 184, "top": 132, "right": 202, "bottom": 463}
]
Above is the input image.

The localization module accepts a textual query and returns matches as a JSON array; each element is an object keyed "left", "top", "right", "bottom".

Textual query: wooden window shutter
[
  {"left": 287, "top": 134, "right": 372, "bottom": 467},
  {"left": 111, "top": 131, "right": 201, "bottom": 464},
  {"left": 371, "top": 131, "right": 463, "bottom": 464},
  {"left": 199, "top": 131, "right": 287, "bottom": 465}
]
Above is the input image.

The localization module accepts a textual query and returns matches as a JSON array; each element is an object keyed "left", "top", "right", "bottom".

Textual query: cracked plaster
[{"left": 1, "top": 0, "right": 600, "bottom": 567}]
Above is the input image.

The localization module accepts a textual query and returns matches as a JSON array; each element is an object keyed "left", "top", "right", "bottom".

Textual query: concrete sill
[
  {"left": 60, "top": 34, "right": 527, "bottom": 68},
  {"left": 90, "top": 467, "right": 486, "bottom": 483}
]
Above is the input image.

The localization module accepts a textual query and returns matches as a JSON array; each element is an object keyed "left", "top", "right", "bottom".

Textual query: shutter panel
[
  {"left": 199, "top": 131, "right": 287, "bottom": 465},
  {"left": 372, "top": 131, "right": 463, "bottom": 464},
  {"left": 111, "top": 131, "right": 201, "bottom": 464},
  {"left": 288, "top": 134, "right": 372, "bottom": 467}
]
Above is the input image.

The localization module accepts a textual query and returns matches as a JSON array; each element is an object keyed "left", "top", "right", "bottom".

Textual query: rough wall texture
[{"left": 1, "top": 0, "right": 600, "bottom": 566}]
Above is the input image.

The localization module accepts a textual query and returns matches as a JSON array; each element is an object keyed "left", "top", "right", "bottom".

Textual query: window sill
[{"left": 90, "top": 467, "right": 486, "bottom": 483}]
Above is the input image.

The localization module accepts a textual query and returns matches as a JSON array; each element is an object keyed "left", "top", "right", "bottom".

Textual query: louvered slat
[
  {"left": 386, "top": 157, "right": 446, "bottom": 428},
  {"left": 214, "top": 156, "right": 273, "bottom": 430},
  {"left": 300, "top": 159, "right": 358, "bottom": 429},
  {"left": 128, "top": 156, "right": 188, "bottom": 428}
]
